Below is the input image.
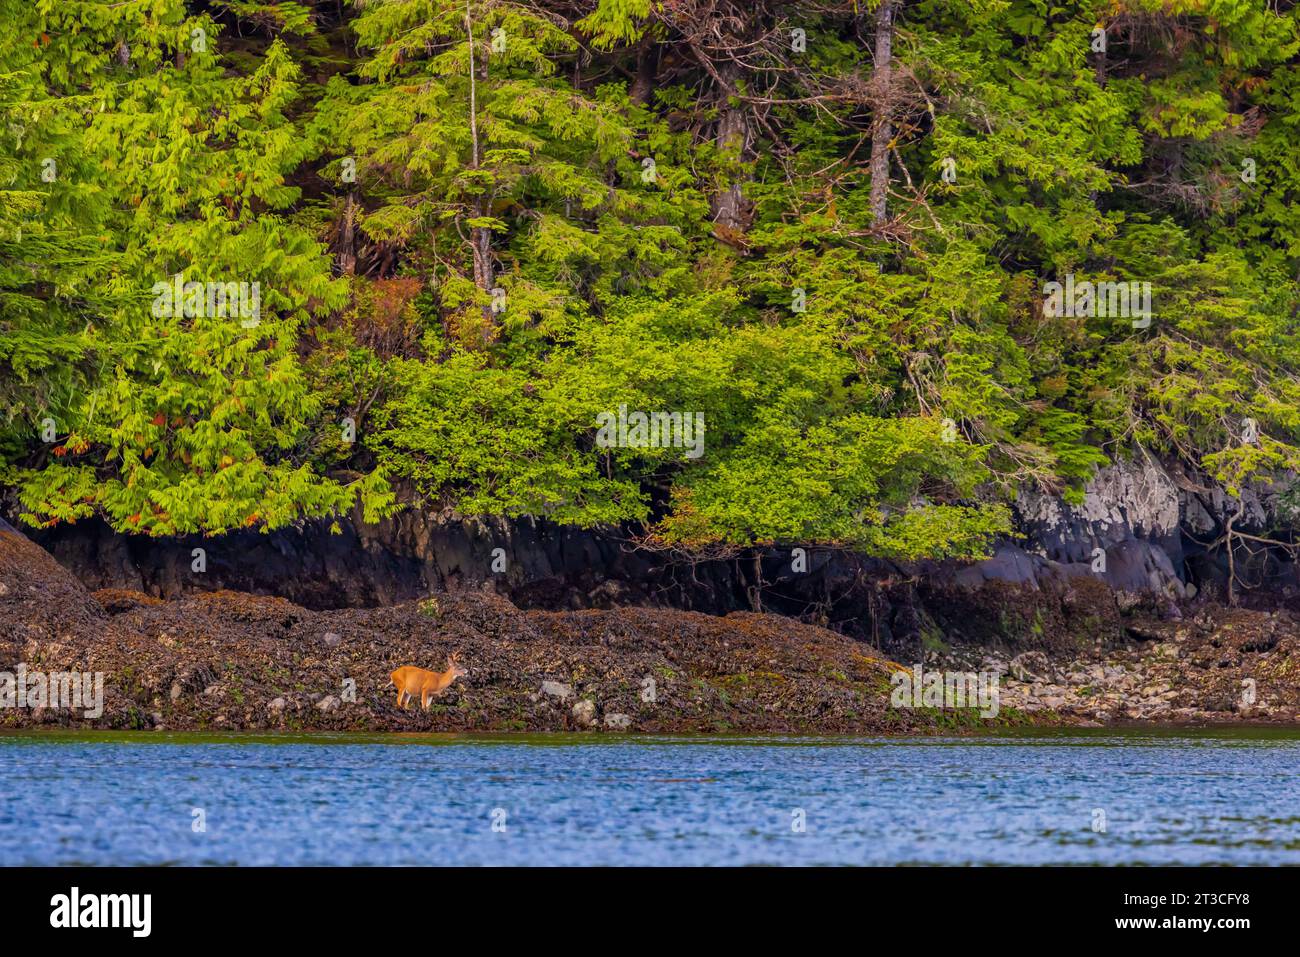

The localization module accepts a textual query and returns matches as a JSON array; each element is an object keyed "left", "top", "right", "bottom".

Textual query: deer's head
[{"left": 447, "top": 651, "right": 467, "bottom": 680}]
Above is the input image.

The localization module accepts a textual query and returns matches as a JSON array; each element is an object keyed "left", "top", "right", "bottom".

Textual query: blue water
[{"left": 1, "top": 730, "right": 1298, "bottom": 865}]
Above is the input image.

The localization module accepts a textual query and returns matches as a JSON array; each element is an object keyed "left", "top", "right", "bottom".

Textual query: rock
[
  {"left": 169, "top": 681, "right": 184, "bottom": 702},
  {"left": 1010, "top": 652, "right": 1049, "bottom": 681},
  {"left": 321, "top": 631, "right": 342, "bottom": 648},
  {"left": 268, "top": 697, "right": 287, "bottom": 714},
  {"left": 540, "top": 680, "right": 574, "bottom": 703},
  {"left": 316, "top": 695, "right": 340, "bottom": 713},
  {"left": 603, "top": 712, "right": 632, "bottom": 730},
  {"left": 571, "top": 699, "right": 596, "bottom": 726}
]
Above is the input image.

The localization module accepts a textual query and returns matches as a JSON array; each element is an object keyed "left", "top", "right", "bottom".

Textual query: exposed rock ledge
[
  {"left": 4, "top": 517, "right": 1299, "bottom": 733},
  {"left": 0, "top": 521, "right": 992, "bottom": 734}
]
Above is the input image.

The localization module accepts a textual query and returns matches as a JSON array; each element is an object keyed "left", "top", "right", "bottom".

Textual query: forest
[{"left": 3, "top": 0, "right": 1299, "bottom": 564}]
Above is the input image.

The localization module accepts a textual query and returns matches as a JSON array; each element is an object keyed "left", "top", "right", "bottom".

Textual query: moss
[
  {"left": 712, "top": 671, "right": 785, "bottom": 689},
  {"left": 918, "top": 612, "right": 949, "bottom": 654}
]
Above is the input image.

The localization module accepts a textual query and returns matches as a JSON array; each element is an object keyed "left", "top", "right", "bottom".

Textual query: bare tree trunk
[
  {"left": 711, "top": 60, "right": 749, "bottom": 235},
  {"left": 465, "top": 2, "right": 495, "bottom": 338},
  {"left": 470, "top": 211, "right": 494, "bottom": 296},
  {"left": 868, "top": 0, "right": 898, "bottom": 224},
  {"left": 1090, "top": 24, "right": 1107, "bottom": 208},
  {"left": 337, "top": 192, "right": 357, "bottom": 276}
]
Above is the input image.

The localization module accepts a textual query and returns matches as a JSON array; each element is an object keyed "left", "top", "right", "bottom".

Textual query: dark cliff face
[
  {"left": 0, "top": 519, "right": 974, "bottom": 735},
  {"left": 9, "top": 460, "right": 1300, "bottom": 658}
]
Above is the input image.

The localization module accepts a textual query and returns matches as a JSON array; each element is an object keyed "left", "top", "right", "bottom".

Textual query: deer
[{"left": 390, "top": 652, "right": 467, "bottom": 710}]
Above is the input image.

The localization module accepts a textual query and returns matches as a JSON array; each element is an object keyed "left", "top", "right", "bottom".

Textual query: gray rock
[
  {"left": 169, "top": 681, "right": 184, "bottom": 702},
  {"left": 321, "top": 631, "right": 342, "bottom": 648},
  {"left": 268, "top": 697, "right": 287, "bottom": 714},
  {"left": 316, "top": 695, "right": 340, "bottom": 713},
  {"left": 571, "top": 699, "right": 596, "bottom": 726},
  {"left": 1010, "top": 652, "right": 1048, "bottom": 682},
  {"left": 540, "top": 680, "right": 574, "bottom": 703},
  {"left": 603, "top": 712, "right": 632, "bottom": 730}
]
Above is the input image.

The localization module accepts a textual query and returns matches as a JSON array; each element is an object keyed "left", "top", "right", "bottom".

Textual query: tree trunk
[
  {"left": 464, "top": 2, "right": 495, "bottom": 338},
  {"left": 337, "top": 193, "right": 357, "bottom": 276},
  {"left": 1090, "top": 32, "right": 1105, "bottom": 208},
  {"left": 711, "top": 60, "right": 749, "bottom": 235},
  {"left": 868, "top": 0, "right": 898, "bottom": 224},
  {"left": 471, "top": 212, "right": 494, "bottom": 297},
  {"left": 629, "top": 37, "right": 656, "bottom": 106}
]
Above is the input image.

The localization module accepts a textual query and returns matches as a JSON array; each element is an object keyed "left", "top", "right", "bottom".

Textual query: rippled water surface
[{"left": 2, "top": 729, "right": 1298, "bottom": 865}]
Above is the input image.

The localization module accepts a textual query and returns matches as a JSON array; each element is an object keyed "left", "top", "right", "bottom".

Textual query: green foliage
[
  {"left": 6, "top": 0, "right": 1300, "bottom": 561},
  {"left": 2, "top": 0, "right": 394, "bottom": 535}
]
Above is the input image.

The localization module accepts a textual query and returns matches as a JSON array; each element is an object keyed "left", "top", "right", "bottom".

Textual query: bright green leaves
[
  {"left": 5, "top": 0, "right": 382, "bottom": 535},
  {"left": 576, "top": 0, "right": 653, "bottom": 51},
  {"left": 655, "top": 411, "right": 1006, "bottom": 560},
  {"left": 8, "top": 0, "right": 1300, "bottom": 561}
]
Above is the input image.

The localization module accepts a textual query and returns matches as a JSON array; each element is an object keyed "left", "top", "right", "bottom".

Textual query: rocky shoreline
[
  {"left": 2, "top": 519, "right": 1001, "bottom": 733},
  {"left": 934, "top": 605, "right": 1300, "bottom": 725},
  {"left": 3, "top": 521, "right": 1298, "bottom": 733}
]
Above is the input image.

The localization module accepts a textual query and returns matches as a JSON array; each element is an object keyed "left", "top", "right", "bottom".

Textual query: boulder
[
  {"left": 571, "top": 699, "right": 596, "bottom": 727},
  {"left": 603, "top": 712, "right": 633, "bottom": 731},
  {"left": 539, "top": 680, "right": 574, "bottom": 703}
]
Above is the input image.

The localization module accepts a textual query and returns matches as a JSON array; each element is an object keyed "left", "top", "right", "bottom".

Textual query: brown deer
[{"left": 390, "top": 652, "right": 467, "bottom": 710}]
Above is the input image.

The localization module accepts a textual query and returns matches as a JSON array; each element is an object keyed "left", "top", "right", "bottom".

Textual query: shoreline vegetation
[
  {"left": 4, "top": 524, "right": 1298, "bottom": 734},
  {"left": 6, "top": 5, "right": 1300, "bottom": 739},
  {"left": 7, "top": 1, "right": 1300, "bottom": 593}
]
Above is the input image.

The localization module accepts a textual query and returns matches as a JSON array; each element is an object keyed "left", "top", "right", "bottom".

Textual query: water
[{"left": 2, "top": 729, "right": 1298, "bottom": 865}]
